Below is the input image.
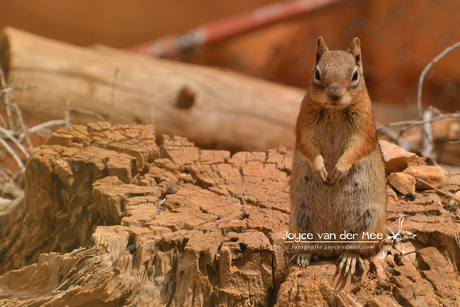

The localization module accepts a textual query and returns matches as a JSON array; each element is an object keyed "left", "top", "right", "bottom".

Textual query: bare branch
[
  {"left": 375, "top": 121, "right": 412, "bottom": 151},
  {"left": 2, "top": 84, "right": 32, "bottom": 94},
  {"left": 377, "top": 112, "right": 460, "bottom": 130},
  {"left": 0, "top": 137, "right": 25, "bottom": 173},
  {"left": 0, "top": 67, "right": 14, "bottom": 129},
  {"left": 0, "top": 113, "right": 6, "bottom": 127},
  {"left": 23, "top": 119, "right": 67, "bottom": 137},
  {"left": 12, "top": 100, "right": 33, "bottom": 150},
  {"left": 420, "top": 108, "right": 436, "bottom": 160},
  {"left": 0, "top": 127, "right": 29, "bottom": 158},
  {"left": 411, "top": 40, "right": 460, "bottom": 162},
  {"left": 417, "top": 40, "right": 460, "bottom": 119},
  {"left": 0, "top": 167, "right": 12, "bottom": 181},
  {"left": 416, "top": 178, "right": 460, "bottom": 202}
]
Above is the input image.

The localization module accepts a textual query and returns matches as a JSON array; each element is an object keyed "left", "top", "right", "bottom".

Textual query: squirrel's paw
[
  {"left": 291, "top": 252, "right": 319, "bottom": 267},
  {"left": 312, "top": 159, "right": 329, "bottom": 184},
  {"left": 311, "top": 156, "right": 328, "bottom": 184},
  {"left": 313, "top": 166, "right": 328, "bottom": 184},
  {"left": 338, "top": 251, "right": 364, "bottom": 276},
  {"left": 328, "top": 163, "right": 350, "bottom": 185}
]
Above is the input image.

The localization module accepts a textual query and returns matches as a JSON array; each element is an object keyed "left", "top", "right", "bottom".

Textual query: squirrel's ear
[
  {"left": 315, "top": 37, "right": 329, "bottom": 64},
  {"left": 348, "top": 37, "right": 362, "bottom": 67}
]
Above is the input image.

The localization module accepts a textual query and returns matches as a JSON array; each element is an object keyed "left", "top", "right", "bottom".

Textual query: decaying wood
[
  {"left": 0, "top": 123, "right": 291, "bottom": 306},
  {"left": 1, "top": 123, "right": 460, "bottom": 306}
]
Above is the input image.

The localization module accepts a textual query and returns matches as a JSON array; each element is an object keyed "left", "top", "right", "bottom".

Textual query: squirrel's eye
[
  {"left": 315, "top": 69, "right": 321, "bottom": 81},
  {"left": 351, "top": 70, "right": 358, "bottom": 82}
]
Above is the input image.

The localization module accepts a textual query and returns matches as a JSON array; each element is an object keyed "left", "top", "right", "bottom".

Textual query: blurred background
[
  {"left": 0, "top": 0, "right": 460, "bottom": 173},
  {"left": 2, "top": 0, "right": 460, "bottom": 110}
]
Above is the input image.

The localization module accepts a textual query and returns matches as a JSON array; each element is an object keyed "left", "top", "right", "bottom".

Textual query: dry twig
[
  {"left": 417, "top": 40, "right": 460, "bottom": 161},
  {"left": 0, "top": 127, "right": 29, "bottom": 158},
  {"left": 0, "top": 66, "right": 99, "bottom": 192},
  {"left": 0, "top": 138, "right": 25, "bottom": 173},
  {"left": 23, "top": 120, "right": 68, "bottom": 137},
  {"left": 376, "top": 122, "right": 413, "bottom": 151},
  {"left": 378, "top": 111, "right": 460, "bottom": 129},
  {"left": 12, "top": 100, "right": 33, "bottom": 149},
  {"left": 421, "top": 108, "right": 435, "bottom": 163},
  {"left": 417, "top": 40, "right": 460, "bottom": 120},
  {"left": 377, "top": 40, "right": 460, "bottom": 164},
  {"left": 415, "top": 178, "right": 460, "bottom": 203}
]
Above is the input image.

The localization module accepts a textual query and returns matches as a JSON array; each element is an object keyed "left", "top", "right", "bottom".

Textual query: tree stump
[{"left": 0, "top": 123, "right": 460, "bottom": 306}]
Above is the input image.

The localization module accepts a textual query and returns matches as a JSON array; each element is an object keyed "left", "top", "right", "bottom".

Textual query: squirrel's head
[{"left": 310, "top": 37, "right": 364, "bottom": 108}]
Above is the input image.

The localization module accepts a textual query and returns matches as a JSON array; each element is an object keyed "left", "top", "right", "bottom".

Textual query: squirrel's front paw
[
  {"left": 313, "top": 165, "right": 328, "bottom": 184},
  {"left": 328, "top": 162, "right": 350, "bottom": 185},
  {"left": 312, "top": 157, "right": 328, "bottom": 184}
]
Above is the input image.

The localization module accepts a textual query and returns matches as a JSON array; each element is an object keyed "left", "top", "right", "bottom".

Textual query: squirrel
[{"left": 289, "top": 37, "right": 387, "bottom": 275}]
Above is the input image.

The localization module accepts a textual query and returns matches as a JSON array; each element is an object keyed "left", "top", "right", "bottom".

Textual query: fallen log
[
  {"left": 0, "top": 123, "right": 460, "bottom": 306},
  {"left": 1, "top": 27, "right": 458, "bottom": 163},
  {"left": 0, "top": 27, "right": 303, "bottom": 152}
]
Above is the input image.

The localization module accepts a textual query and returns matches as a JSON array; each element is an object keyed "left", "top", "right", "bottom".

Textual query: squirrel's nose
[{"left": 328, "top": 87, "right": 344, "bottom": 100}]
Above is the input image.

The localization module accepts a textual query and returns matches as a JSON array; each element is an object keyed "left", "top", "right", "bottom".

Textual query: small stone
[
  {"left": 403, "top": 166, "right": 445, "bottom": 189},
  {"left": 379, "top": 140, "right": 425, "bottom": 173},
  {"left": 388, "top": 172, "right": 416, "bottom": 195}
]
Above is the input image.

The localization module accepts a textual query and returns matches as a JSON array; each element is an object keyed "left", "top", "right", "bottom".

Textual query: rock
[
  {"left": 388, "top": 172, "right": 416, "bottom": 195},
  {"left": 1, "top": 123, "right": 460, "bottom": 306},
  {"left": 403, "top": 165, "right": 446, "bottom": 189},
  {"left": 379, "top": 140, "right": 425, "bottom": 173}
]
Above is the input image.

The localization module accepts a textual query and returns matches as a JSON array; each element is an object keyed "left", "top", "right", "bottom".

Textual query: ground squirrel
[{"left": 289, "top": 37, "right": 387, "bottom": 275}]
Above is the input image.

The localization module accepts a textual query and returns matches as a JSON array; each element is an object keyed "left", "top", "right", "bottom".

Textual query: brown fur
[{"left": 290, "top": 37, "right": 387, "bottom": 259}]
